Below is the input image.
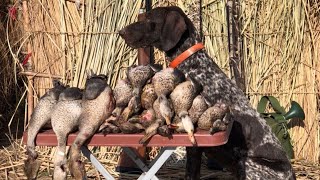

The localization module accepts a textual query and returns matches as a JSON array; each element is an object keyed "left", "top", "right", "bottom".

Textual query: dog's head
[{"left": 119, "top": 6, "right": 194, "bottom": 51}]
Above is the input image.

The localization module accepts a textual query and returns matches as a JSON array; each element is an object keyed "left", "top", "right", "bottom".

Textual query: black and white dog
[{"left": 119, "top": 6, "right": 295, "bottom": 180}]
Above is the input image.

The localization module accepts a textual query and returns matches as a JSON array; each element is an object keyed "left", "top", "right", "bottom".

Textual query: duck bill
[
  {"left": 112, "top": 107, "right": 124, "bottom": 117},
  {"left": 187, "top": 132, "right": 197, "bottom": 146},
  {"left": 168, "top": 124, "right": 179, "bottom": 129},
  {"left": 181, "top": 115, "right": 197, "bottom": 145},
  {"left": 120, "top": 107, "right": 133, "bottom": 122},
  {"left": 165, "top": 116, "right": 171, "bottom": 125}
]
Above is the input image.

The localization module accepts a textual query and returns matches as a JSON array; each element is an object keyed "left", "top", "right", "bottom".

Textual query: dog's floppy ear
[{"left": 160, "top": 11, "right": 187, "bottom": 51}]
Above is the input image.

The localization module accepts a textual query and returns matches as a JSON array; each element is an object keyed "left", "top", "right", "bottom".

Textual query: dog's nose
[{"left": 118, "top": 29, "right": 125, "bottom": 36}]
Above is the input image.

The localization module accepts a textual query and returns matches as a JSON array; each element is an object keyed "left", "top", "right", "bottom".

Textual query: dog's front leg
[{"left": 185, "top": 147, "right": 203, "bottom": 180}]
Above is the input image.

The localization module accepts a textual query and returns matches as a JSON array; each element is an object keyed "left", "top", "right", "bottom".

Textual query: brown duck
[
  {"left": 141, "top": 83, "right": 157, "bottom": 110},
  {"left": 188, "top": 95, "right": 208, "bottom": 124},
  {"left": 157, "top": 94, "right": 175, "bottom": 126},
  {"left": 127, "top": 108, "right": 162, "bottom": 144},
  {"left": 152, "top": 67, "right": 184, "bottom": 125},
  {"left": 24, "top": 80, "right": 66, "bottom": 180},
  {"left": 127, "top": 64, "right": 155, "bottom": 96},
  {"left": 119, "top": 120, "right": 145, "bottom": 134},
  {"left": 112, "top": 78, "right": 134, "bottom": 117},
  {"left": 122, "top": 64, "right": 158, "bottom": 121},
  {"left": 68, "top": 72, "right": 115, "bottom": 179},
  {"left": 197, "top": 102, "right": 230, "bottom": 134},
  {"left": 169, "top": 80, "right": 200, "bottom": 145},
  {"left": 130, "top": 94, "right": 175, "bottom": 144},
  {"left": 131, "top": 82, "right": 173, "bottom": 144},
  {"left": 118, "top": 83, "right": 158, "bottom": 135},
  {"left": 171, "top": 95, "right": 208, "bottom": 136}
]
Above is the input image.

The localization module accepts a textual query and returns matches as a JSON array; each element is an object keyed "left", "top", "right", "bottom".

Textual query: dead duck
[
  {"left": 112, "top": 78, "right": 134, "bottom": 117},
  {"left": 101, "top": 82, "right": 157, "bottom": 134},
  {"left": 141, "top": 95, "right": 175, "bottom": 142},
  {"left": 51, "top": 87, "right": 83, "bottom": 180},
  {"left": 126, "top": 95, "right": 174, "bottom": 144},
  {"left": 124, "top": 108, "right": 156, "bottom": 135},
  {"left": 139, "top": 119, "right": 164, "bottom": 144},
  {"left": 118, "top": 95, "right": 141, "bottom": 123},
  {"left": 139, "top": 83, "right": 158, "bottom": 128},
  {"left": 157, "top": 94, "right": 175, "bottom": 126},
  {"left": 119, "top": 65, "right": 157, "bottom": 121},
  {"left": 98, "top": 109, "right": 121, "bottom": 134},
  {"left": 117, "top": 83, "right": 159, "bottom": 135},
  {"left": 188, "top": 95, "right": 208, "bottom": 124},
  {"left": 133, "top": 109, "right": 169, "bottom": 144},
  {"left": 129, "top": 84, "right": 169, "bottom": 144},
  {"left": 152, "top": 94, "right": 175, "bottom": 123},
  {"left": 127, "top": 108, "right": 163, "bottom": 144},
  {"left": 197, "top": 102, "right": 230, "bottom": 134},
  {"left": 141, "top": 83, "right": 157, "bottom": 110},
  {"left": 152, "top": 68, "right": 184, "bottom": 125},
  {"left": 68, "top": 71, "right": 115, "bottom": 179},
  {"left": 129, "top": 82, "right": 158, "bottom": 129},
  {"left": 99, "top": 86, "right": 141, "bottom": 134},
  {"left": 119, "top": 120, "right": 145, "bottom": 134},
  {"left": 169, "top": 80, "right": 201, "bottom": 145},
  {"left": 102, "top": 66, "right": 159, "bottom": 132},
  {"left": 24, "top": 80, "right": 66, "bottom": 180},
  {"left": 127, "top": 64, "right": 155, "bottom": 96},
  {"left": 152, "top": 67, "right": 184, "bottom": 97}
]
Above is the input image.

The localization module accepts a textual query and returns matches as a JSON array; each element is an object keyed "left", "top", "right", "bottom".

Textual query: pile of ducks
[
  {"left": 101, "top": 64, "right": 231, "bottom": 145},
  {"left": 24, "top": 64, "right": 231, "bottom": 180}
]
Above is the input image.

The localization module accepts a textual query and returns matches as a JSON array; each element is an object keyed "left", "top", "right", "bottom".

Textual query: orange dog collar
[{"left": 169, "top": 43, "right": 204, "bottom": 68}]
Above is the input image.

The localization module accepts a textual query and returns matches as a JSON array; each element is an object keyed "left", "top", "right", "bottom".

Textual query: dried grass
[
  {"left": 0, "top": 142, "right": 318, "bottom": 179},
  {"left": 0, "top": 0, "right": 319, "bottom": 179},
  {"left": 239, "top": 0, "right": 320, "bottom": 163}
]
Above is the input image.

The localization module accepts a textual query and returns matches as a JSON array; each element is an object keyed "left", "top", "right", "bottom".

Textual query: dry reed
[{"left": 1, "top": 0, "right": 319, "bottom": 179}]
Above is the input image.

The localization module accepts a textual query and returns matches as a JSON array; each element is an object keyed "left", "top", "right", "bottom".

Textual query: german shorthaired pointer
[{"left": 119, "top": 6, "right": 295, "bottom": 180}]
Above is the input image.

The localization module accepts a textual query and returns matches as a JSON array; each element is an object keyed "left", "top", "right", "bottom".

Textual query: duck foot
[
  {"left": 100, "top": 122, "right": 121, "bottom": 135},
  {"left": 24, "top": 157, "right": 41, "bottom": 180},
  {"left": 53, "top": 165, "right": 67, "bottom": 180},
  {"left": 69, "top": 159, "right": 87, "bottom": 179}
]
